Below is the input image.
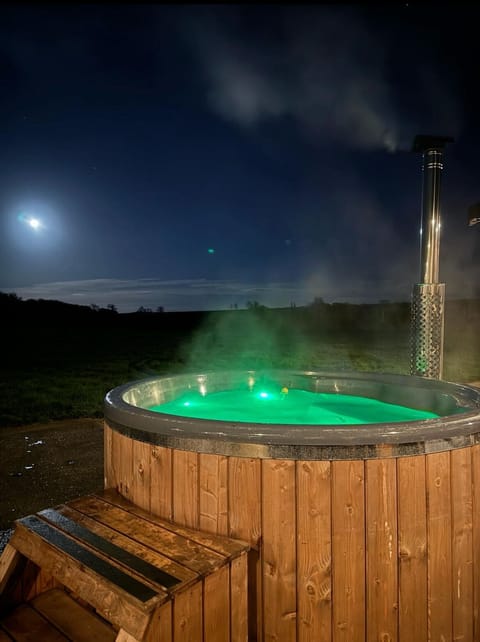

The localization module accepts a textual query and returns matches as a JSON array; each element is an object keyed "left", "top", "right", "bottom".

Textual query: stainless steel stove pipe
[{"left": 410, "top": 135, "right": 453, "bottom": 380}]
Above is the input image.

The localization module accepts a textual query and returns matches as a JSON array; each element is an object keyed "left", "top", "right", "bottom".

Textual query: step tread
[
  {"left": 1, "top": 603, "right": 69, "bottom": 642},
  {"left": 32, "top": 589, "right": 116, "bottom": 642}
]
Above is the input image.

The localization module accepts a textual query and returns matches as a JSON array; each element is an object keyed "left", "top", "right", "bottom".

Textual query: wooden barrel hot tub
[{"left": 104, "top": 371, "right": 480, "bottom": 642}]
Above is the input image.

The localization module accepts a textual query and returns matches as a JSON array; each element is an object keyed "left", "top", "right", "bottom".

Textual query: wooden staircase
[{"left": 0, "top": 489, "right": 250, "bottom": 642}]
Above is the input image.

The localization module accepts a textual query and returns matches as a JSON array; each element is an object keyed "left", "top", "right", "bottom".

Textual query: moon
[{"left": 28, "top": 217, "right": 42, "bottom": 230}]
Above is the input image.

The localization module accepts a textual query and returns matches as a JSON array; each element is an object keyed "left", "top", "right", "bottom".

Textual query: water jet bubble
[{"left": 207, "top": 248, "right": 215, "bottom": 254}]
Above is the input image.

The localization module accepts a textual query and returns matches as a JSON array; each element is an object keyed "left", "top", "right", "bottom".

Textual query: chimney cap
[
  {"left": 412, "top": 135, "right": 454, "bottom": 152},
  {"left": 468, "top": 203, "right": 480, "bottom": 227}
]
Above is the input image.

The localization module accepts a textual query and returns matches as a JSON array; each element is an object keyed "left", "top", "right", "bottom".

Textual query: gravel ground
[{"left": 0, "top": 418, "right": 104, "bottom": 553}]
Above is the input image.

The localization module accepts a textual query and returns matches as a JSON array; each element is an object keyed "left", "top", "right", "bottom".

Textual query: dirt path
[{"left": 0, "top": 418, "right": 104, "bottom": 532}]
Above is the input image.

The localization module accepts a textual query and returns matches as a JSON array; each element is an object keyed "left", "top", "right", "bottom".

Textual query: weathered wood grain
[
  {"left": 172, "top": 450, "right": 199, "bottom": 529},
  {"left": 451, "top": 447, "right": 473, "bottom": 642},
  {"left": 262, "top": 459, "right": 297, "bottom": 642},
  {"left": 426, "top": 451, "right": 452, "bottom": 641},
  {"left": 332, "top": 460, "right": 365, "bottom": 642},
  {"left": 199, "top": 453, "right": 228, "bottom": 536},
  {"left": 397, "top": 455, "right": 427, "bottom": 642},
  {"left": 150, "top": 446, "right": 173, "bottom": 521},
  {"left": 296, "top": 460, "right": 332, "bottom": 642},
  {"left": 366, "top": 458, "right": 398, "bottom": 642},
  {"left": 204, "top": 563, "right": 230, "bottom": 642},
  {"left": 173, "top": 581, "right": 203, "bottom": 642}
]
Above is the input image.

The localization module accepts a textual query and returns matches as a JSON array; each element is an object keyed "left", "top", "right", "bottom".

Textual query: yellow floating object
[{"left": 281, "top": 387, "right": 289, "bottom": 395}]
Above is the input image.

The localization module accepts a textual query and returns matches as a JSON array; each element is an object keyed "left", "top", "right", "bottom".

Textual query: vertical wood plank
[
  {"left": 20, "top": 559, "right": 40, "bottom": 601},
  {"left": 228, "top": 457, "right": 262, "bottom": 641},
  {"left": 111, "top": 430, "right": 133, "bottom": 500},
  {"left": 426, "top": 451, "right": 452, "bottom": 642},
  {"left": 365, "top": 458, "right": 398, "bottom": 642},
  {"left": 145, "top": 602, "right": 172, "bottom": 642},
  {"left": 131, "top": 440, "right": 152, "bottom": 512},
  {"left": 204, "top": 564, "right": 230, "bottom": 642},
  {"left": 34, "top": 568, "right": 59, "bottom": 597},
  {"left": 332, "top": 460, "right": 365, "bottom": 642},
  {"left": 231, "top": 553, "right": 249, "bottom": 642},
  {"left": 472, "top": 444, "right": 480, "bottom": 641},
  {"left": 228, "top": 457, "right": 261, "bottom": 544},
  {"left": 150, "top": 446, "right": 173, "bottom": 521},
  {"left": 296, "top": 460, "right": 332, "bottom": 642},
  {"left": 262, "top": 459, "right": 297, "bottom": 642},
  {"left": 397, "top": 455, "right": 427, "bottom": 642},
  {"left": 199, "top": 453, "right": 229, "bottom": 536},
  {"left": 173, "top": 581, "right": 203, "bottom": 642},
  {"left": 104, "top": 423, "right": 114, "bottom": 489},
  {"left": 0, "top": 543, "right": 21, "bottom": 594},
  {"left": 173, "top": 449, "right": 199, "bottom": 529},
  {"left": 451, "top": 448, "right": 473, "bottom": 642}
]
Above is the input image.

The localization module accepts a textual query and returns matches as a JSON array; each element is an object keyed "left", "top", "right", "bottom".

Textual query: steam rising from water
[{"left": 183, "top": 6, "right": 461, "bottom": 152}]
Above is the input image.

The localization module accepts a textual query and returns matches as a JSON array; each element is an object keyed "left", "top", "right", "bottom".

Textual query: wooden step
[
  {"left": 0, "top": 490, "right": 251, "bottom": 642},
  {"left": 0, "top": 588, "right": 116, "bottom": 641}
]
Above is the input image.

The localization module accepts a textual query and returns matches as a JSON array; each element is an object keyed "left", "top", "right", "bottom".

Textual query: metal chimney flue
[{"left": 410, "top": 134, "right": 453, "bottom": 380}]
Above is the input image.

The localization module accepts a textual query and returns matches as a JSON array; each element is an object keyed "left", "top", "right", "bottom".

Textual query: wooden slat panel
[
  {"left": 397, "top": 455, "right": 427, "bottom": 642},
  {"left": 9, "top": 524, "right": 153, "bottom": 640},
  {"left": 69, "top": 495, "right": 225, "bottom": 575},
  {"left": 228, "top": 457, "right": 261, "bottom": 641},
  {"left": 131, "top": 441, "right": 152, "bottom": 513},
  {"left": 426, "top": 451, "right": 452, "bottom": 641},
  {"left": 332, "top": 460, "right": 365, "bottom": 642},
  {"left": 204, "top": 563, "right": 229, "bottom": 642},
  {"left": 104, "top": 423, "right": 114, "bottom": 489},
  {"left": 150, "top": 446, "right": 173, "bottom": 521},
  {"left": 451, "top": 447, "right": 473, "bottom": 642},
  {"left": 199, "top": 453, "right": 228, "bottom": 536},
  {"left": 173, "top": 581, "right": 203, "bottom": 642},
  {"left": 2, "top": 604, "right": 69, "bottom": 642},
  {"left": 473, "top": 445, "right": 480, "bottom": 641},
  {"left": 296, "top": 460, "right": 332, "bottom": 642},
  {"left": 230, "top": 553, "right": 249, "bottom": 642},
  {"left": 173, "top": 450, "right": 199, "bottom": 529},
  {"left": 32, "top": 588, "right": 116, "bottom": 642},
  {"left": 55, "top": 504, "right": 197, "bottom": 585},
  {"left": 365, "top": 458, "right": 398, "bottom": 642},
  {"left": 95, "top": 490, "right": 247, "bottom": 558},
  {"left": 145, "top": 602, "right": 172, "bottom": 642},
  {"left": 262, "top": 459, "right": 296, "bottom": 642}
]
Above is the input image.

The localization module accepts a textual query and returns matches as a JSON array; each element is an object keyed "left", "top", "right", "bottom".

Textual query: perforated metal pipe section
[{"left": 411, "top": 283, "right": 445, "bottom": 379}]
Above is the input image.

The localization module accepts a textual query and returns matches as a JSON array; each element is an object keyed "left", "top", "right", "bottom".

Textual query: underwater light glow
[{"left": 149, "top": 387, "right": 439, "bottom": 425}]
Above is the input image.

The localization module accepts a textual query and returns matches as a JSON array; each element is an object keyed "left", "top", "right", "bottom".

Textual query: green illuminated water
[{"left": 149, "top": 387, "right": 439, "bottom": 425}]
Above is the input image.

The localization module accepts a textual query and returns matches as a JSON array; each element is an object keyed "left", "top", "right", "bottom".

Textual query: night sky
[{"left": 1, "top": 4, "right": 479, "bottom": 312}]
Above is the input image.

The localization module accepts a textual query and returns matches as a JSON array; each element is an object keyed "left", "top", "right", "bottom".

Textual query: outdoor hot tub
[{"left": 104, "top": 370, "right": 480, "bottom": 641}]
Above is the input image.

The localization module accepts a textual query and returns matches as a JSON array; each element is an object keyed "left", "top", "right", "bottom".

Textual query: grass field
[{"left": 1, "top": 299, "right": 479, "bottom": 428}]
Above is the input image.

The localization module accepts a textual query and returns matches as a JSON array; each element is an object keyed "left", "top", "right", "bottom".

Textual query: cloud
[{"left": 6, "top": 275, "right": 417, "bottom": 313}]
